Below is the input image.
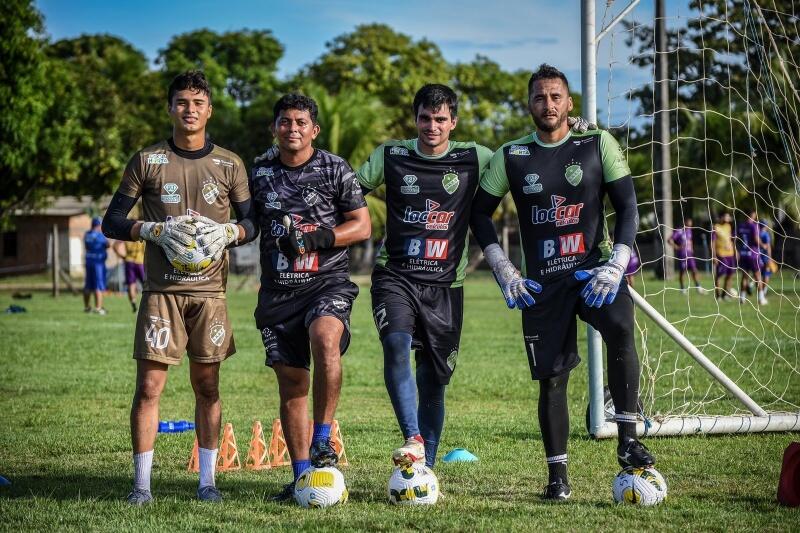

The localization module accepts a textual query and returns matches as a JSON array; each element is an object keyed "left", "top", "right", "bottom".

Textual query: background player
[
  {"left": 356, "top": 84, "right": 492, "bottom": 471},
  {"left": 668, "top": 218, "right": 702, "bottom": 292},
  {"left": 712, "top": 212, "right": 736, "bottom": 300},
  {"left": 83, "top": 216, "right": 110, "bottom": 314},
  {"left": 115, "top": 239, "right": 146, "bottom": 312},
  {"left": 758, "top": 219, "right": 775, "bottom": 299},
  {"left": 102, "top": 70, "right": 256, "bottom": 504},
  {"left": 735, "top": 210, "right": 765, "bottom": 305},
  {"left": 250, "top": 94, "right": 370, "bottom": 502},
  {"left": 470, "top": 64, "right": 653, "bottom": 501}
]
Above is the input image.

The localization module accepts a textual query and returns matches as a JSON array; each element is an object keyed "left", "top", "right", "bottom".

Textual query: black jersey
[
  {"left": 357, "top": 140, "right": 492, "bottom": 287},
  {"left": 251, "top": 148, "right": 367, "bottom": 290},
  {"left": 479, "top": 130, "right": 630, "bottom": 282}
]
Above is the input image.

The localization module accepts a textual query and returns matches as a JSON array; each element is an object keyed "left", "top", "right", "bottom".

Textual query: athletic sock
[
  {"left": 133, "top": 450, "right": 154, "bottom": 492},
  {"left": 614, "top": 413, "right": 639, "bottom": 443},
  {"left": 292, "top": 459, "right": 311, "bottom": 481},
  {"left": 198, "top": 447, "right": 218, "bottom": 488},
  {"left": 382, "top": 332, "right": 420, "bottom": 438},
  {"left": 539, "top": 374, "right": 570, "bottom": 485},
  {"left": 546, "top": 454, "right": 569, "bottom": 485},
  {"left": 312, "top": 423, "right": 331, "bottom": 444},
  {"left": 417, "top": 360, "right": 446, "bottom": 469}
]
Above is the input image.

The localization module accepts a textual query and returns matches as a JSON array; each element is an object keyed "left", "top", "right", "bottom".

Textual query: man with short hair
[
  {"left": 470, "top": 64, "right": 653, "bottom": 501},
  {"left": 668, "top": 218, "right": 702, "bottom": 292},
  {"left": 83, "top": 216, "right": 110, "bottom": 314},
  {"left": 250, "top": 93, "right": 371, "bottom": 502},
  {"left": 102, "top": 70, "right": 257, "bottom": 504},
  {"left": 712, "top": 212, "right": 736, "bottom": 300},
  {"left": 736, "top": 210, "right": 765, "bottom": 305}
]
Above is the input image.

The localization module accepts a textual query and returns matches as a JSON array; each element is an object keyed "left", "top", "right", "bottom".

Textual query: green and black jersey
[
  {"left": 479, "top": 130, "right": 630, "bottom": 282},
  {"left": 358, "top": 139, "right": 492, "bottom": 287}
]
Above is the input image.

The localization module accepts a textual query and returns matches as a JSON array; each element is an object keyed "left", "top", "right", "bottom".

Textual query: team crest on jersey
[
  {"left": 209, "top": 319, "right": 226, "bottom": 347},
  {"left": 509, "top": 144, "right": 530, "bottom": 156},
  {"left": 532, "top": 195, "right": 584, "bottom": 227},
  {"left": 264, "top": 192, "right": 281, "bottom": 209},
  {"left": 212, "top": 158, "right": 234, "bottom": 168},
  {"left": 202, "top": 178, "right": 220, "bottom": 204},
  {"left": 255, "top": 167, "right": 273, "bottom": 178},
  {"left": 401, "top": 175, "right": 420, "bottom": 195},
  {"left": 161, "top": 183, "right": 181, "bottom": 203},
  {"left": 564, "top": 162, "right": 583, "bottom": 186},
  {"left": 442, "top": 170, "right": 460, "bottom": 194},
  {"left": 403, "top": 199, "right": 455, "bottom": 231},
  {"left": 147, "top": 153, "right": 169, "bottom": 165},
  {"left": 331, "top": 299, "right": 348, "bottom": 311},
  {"left": 523, "top": 174, "right": 543, "bottom": 194},
  {"left": 302, "top": 186, "right": 320, "bottom": 206},
  {"left": 390, "top": 146, "right": 409, "bottom": 156}
]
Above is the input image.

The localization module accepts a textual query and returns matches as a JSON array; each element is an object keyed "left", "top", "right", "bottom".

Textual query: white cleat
[
  {"left": 759, "top": 297, "right": 768, "bottom": 306},
  {"left": 392, "top": 437, "right": 425, "bottom": 467}
]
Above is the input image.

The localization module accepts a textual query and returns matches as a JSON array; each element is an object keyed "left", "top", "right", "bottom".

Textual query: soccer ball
[
  {"left": 293, "top": 466, "right": 348, "bottom": 508},
  {"left": 612, "top": 467, "right": 667, "bottom": 506},
  {"left": 387, "top": 464, "right": 439, "bottom": 505}
]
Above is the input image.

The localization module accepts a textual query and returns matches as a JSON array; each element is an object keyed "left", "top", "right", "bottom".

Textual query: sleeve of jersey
[
  {"left": 476, "top": 145, "right": 494, "bottom": 174},
  {"left": 599, "top": 130, "right": 631, "bottom": 183},
  {"left": 478, "top": 147, "right": 510, "bottom": 197},
  {"left": 229, "top": 156, "right": 251, "bottom": 203},
  {"left": 356, "top": 144, "right": 386, "bottom": 191},
  {"left": 337, "top": 160, "right": 368, "bottom": 213},
  {"left": 117, "top": 152, "right": 145, "bottom": 198}
]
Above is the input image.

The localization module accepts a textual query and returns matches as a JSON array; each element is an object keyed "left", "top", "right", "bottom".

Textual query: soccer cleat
[
  {"left": 542, "top": 481, "right": 572, "bottom": 501},
  {"left": 617, "top": 439, "right": 656, "bottom": 469},
  {"left": 94, "top": 308, "right": 108, "bottom": 315},
  {"left": 392, "top": 437, "right": 426, "bottom": 467},
  {"left": 197, "top": 485, "right": 223, "bottom": 503},
  {"left": 126, "top": 488, "right": 153, "bottom": 505},
  {"left": 271, "top": 481, "right": 296, "bottom": 503},
  {"left": 131, "top": 301, "right": 137, "bottom": 313},
  {"left": 84, "top": 306, "right": 92, "bottom": 313},
  {"left": 310, "top": 439, "right": 338, "bottom": 467}
]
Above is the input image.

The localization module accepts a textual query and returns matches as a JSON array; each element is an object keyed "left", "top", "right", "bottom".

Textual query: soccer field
[{"left": 0, "top": 274, "right": 796, "bottom": 531}]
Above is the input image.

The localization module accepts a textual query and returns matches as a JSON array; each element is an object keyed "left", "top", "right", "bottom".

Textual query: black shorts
[
  {"left": 522, "top": 274, "right": 635, "bottom": 380},
  {"left": 254, "top": 276, "right": 359, "bottom": 369},
  {"left": 370, "top": 266, "right": 463, "bottom": 385}
]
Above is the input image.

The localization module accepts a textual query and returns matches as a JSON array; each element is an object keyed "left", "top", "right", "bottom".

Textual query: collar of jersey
[
  {"left": 532, "top": 131, "right": 572, "bottom": 148},
  {"left": 281, "top": 148, "right": 318, "bottom": 171},
  {"left": 413, "top": 139, "right": 452, "bottom": 159},
  {"left": 168, "top": 137, "right": 214, "bottom": 159}
]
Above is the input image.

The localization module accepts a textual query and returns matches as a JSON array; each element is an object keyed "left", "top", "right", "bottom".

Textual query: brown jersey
[{"left": 117, "top": 139, "right": 250, "bottom": 296}]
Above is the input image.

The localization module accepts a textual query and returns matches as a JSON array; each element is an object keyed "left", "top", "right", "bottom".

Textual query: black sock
[{"left": 538, "top": 373, "right": 570, "bottom": 485}]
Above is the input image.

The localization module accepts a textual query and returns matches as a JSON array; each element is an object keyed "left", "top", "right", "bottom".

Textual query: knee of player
[
  {"left": 311, "top": 335, "right": 341, "bottom": 364},
  {"left": 192, "top": 378, "right": 220, "bottom": 403},
  {"left": 134, "top": 379, "right": 164, "bottom": 404}
]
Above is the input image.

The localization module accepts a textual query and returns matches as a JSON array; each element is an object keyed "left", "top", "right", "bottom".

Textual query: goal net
[{"left": 590, "top": 0, "right": 800, "bottom": 437}]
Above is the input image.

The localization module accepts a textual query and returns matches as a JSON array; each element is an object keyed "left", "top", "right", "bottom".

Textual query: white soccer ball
[
  {"left": 612, "top": 467, "right": 667, "bottom": 506},
  {"left": 387, "top": 464, "right": 439, "bottom": 505},
  {"left": 293, "top": 466, "right": 348, "bottom": 508}
]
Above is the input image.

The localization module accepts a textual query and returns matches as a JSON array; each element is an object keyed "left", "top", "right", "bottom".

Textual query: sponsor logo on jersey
[
  {"left": 449, "top": 150, "right": 469, "bottom": 158},
  {"left": 209, "top": 319, "right": 226, "bottom": 347},
  {"left": 202, "top": 178, "right": 220, "bottom": 204},
  {"left": 274, "top": 251, "right": 319, "bottom": 272},
  {"left": 264, "top": 192, "right": 281, "bottom": 209},
  {"left": 400, "top": 175, "right": 420, "bottom": 195},
  {"left": 161, "top": 183, "right": 181, "bottom": 204},
  {"left": 390, "top": 146, "right": 409, "bottom": 156},
  {"left": 564, "top": 162, "right": 583, "bottom": 186},
  {"left": 403, "top": 199, "right": 455, "bottom": 231},
  {"left": 212, "top": 158, "right": 234, "bottom": 168},
  {"left": 442, "top": 170, "right": 460, "bottom": 194},
  {"left": 538, "top": 232, "right": 585, "bottom": 259},
  {"left": 531, "top": 195, "right": 584, "bottom": 227},
  {"left": 302, "top": 186, "right": 320, "bottom": 206},
  {"left": 522, "top": 173, "right": 543, "bottom": 194},
  {"left": 509, "top": 144, "right": 530, "bottom": 156},
  {"left": 572, "top": 138, "right": 594, "bottom": 146},
  {"left": 255, "top": 166, "right": 273, "bottom": 178},
  {"left": 147, "top": 153, "right": 169, "bottom": 165},
  {"left": 405, "top": 238, "right": 449, "bottom": 260}
]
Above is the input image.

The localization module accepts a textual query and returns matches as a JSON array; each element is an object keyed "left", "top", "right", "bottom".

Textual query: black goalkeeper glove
[{"left": 276, "top": 215, "right": 335, "bottom": 259}]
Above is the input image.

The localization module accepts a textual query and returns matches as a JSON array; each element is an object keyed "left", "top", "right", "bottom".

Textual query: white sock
[
  {"left": 133, "top": 450, "right": 154, "bottom": 492},
  {"left": 199, "top": 447, "right": 218, "bottom": 488}
]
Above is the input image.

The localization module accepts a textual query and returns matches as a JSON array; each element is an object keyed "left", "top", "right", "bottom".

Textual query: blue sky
[{"left": 37, "top": 0, "right": 692, "bottom": 125}]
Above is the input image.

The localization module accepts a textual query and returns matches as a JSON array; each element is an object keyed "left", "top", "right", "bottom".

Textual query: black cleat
[
  {"left": 617, "top": 438, "right": 656, "bottom": 469},
  {"left": 270, "top": 481, "right": 295, "bottom": 503},
  {"left": 542, "top": 481, "right": 572, "bottom": 502},
  {"left": 310, "top": 439, "right": 338, "bottom": 467}
]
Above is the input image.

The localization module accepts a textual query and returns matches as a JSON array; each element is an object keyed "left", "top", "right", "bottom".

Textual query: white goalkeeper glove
[
  {"left": 140, "top": 216, "right": 207, "bottom": 272},
  {"left": 567, "top": 116, "right": 597, "bottom": 133},
  {"left": 484, "top": 244, "right": 542, "bottom": 309},
  {"left": 574, "top": 243, "right": 631, "bottom": 308},
  {"left": 193, "top": 215, "right": 239, "bottom": 262},
  {"left": 254, "top": 144, "right": 280, "bottom": 163}
]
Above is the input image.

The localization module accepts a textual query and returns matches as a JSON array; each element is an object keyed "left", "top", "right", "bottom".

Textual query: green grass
[{"left": 0, "top": 273, "right": 797, "bottom": 531}]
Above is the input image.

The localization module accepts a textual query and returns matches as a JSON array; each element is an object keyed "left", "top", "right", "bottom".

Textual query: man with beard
[{"left": 470, "top": 64, "right": 653, "bottom": 501}]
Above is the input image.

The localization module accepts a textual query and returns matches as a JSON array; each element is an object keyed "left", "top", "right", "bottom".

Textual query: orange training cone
[
  {"left": 187, "top": 436, "right": 200, "bottom": 473},
  {"left": 245, "top": 420, "right": 271, "bottom": 470},
  {"left": 216, "top": 422, "right": 241, "bottom": 471},
  {"left": 269, "top": 419, "right": 292, "bottom": 467},
  {"left": 777, "top": 441, "right": 800, "bottom": 506}
]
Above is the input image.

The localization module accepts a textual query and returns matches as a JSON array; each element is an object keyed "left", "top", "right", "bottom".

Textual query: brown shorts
[{"left": 133, "top": 292, "right": 235, "bottom": 365}]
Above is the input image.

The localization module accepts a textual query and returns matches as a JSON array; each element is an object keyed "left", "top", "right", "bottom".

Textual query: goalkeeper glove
[
  {"left": 254, "top": 144, "right": 280, "bottom": 163},
  {"left": 275, "top": 215, "right": 335, "bottom": 260},
  {"left": 483, "top": 244, "right": 542, "bottom": 309},
  {"left": 574, "top": 243, "right": 631, "bottom": 307},
  {"left": 140, "top": 216, "right": 206, "bottom": 272},
  {"left": 567, "top": 116, "right": 597, "bottom": 133},
  {"left": 192, "top": 215, "right": 239, "bottom": 262}
]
